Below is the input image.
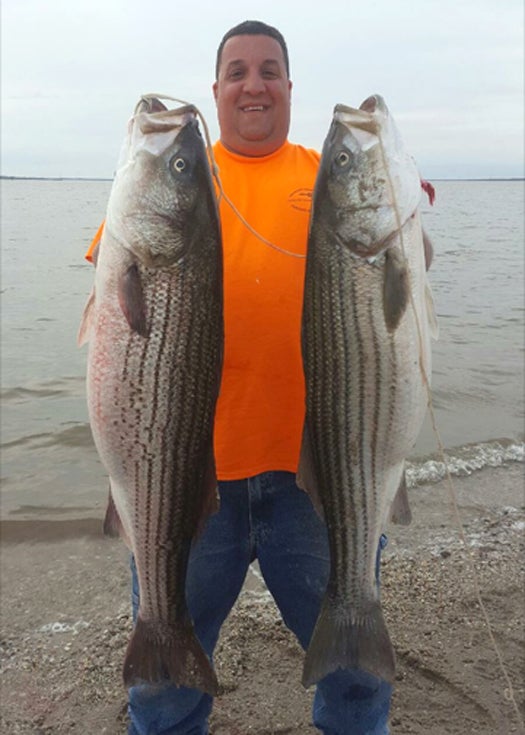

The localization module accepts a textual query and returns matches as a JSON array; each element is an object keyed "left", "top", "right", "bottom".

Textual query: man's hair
[{"left": 215, "top": 20, "right": 290, "bottom": 80}]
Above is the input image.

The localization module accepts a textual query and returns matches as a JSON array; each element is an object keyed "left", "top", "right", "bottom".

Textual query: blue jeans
[{"left": 128, "top": 471, "right": 392, "bottom": 735}]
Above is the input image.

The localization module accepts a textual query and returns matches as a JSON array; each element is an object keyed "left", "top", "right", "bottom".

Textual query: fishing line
[
  {"left": 377, "top": 133, "right": 524, "bottom": 730},
  {"left": 139, "top": 95, "right": 522, "bottom": 724},
  {"left": 140, "top": 94, "right": 305, "bottom": 259}
]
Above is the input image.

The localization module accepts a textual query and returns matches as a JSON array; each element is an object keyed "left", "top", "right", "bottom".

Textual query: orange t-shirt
[
  {"left": 85, "top": 140, "right": 320, "bottom": 480},
  {"left": 212, "top": 141, "right": 320, "bottom": 479}
]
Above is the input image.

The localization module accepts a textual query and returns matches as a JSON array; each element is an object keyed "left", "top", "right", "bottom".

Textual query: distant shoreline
[
  {"left": 1, "top": 175, "right": 524, "bottom": 183},
  {"left": 1, "top": 175, "right": 112, "bottom": 182}
]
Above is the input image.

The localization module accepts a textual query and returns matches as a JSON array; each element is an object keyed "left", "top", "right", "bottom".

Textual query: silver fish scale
[
  {"left": 90, "top": 255, "right": 221, "bottom": 626},
  {"left": 303, "top": 242, "right": 424, "bottom": 611},
  {"left": 133, "top": 264, "right": 219, "bottom": 624}
]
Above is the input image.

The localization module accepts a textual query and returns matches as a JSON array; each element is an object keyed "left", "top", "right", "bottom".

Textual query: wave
[
  {"left": 1, "top": 387, "right": 65, "bottom": 400},
  {"left": 2, "top": 422, "right": 523, "bottom": 485},
  {"left": 1, "top": 424, "right": 93, "bottom": 450},
  {"left": 1, "top": 377, "right": 85, "bottom": 402},
  {"left": 407, "top": 439, "right": 524, "bottom": 487}
]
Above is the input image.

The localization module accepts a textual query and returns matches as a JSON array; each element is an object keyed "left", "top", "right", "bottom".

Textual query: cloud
[{"left": 1, "top": 0, "right": 523, "bottom": 178}]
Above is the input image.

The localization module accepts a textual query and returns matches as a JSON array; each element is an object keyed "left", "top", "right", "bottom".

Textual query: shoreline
[
  {"left": 1, "top": 463, "right": 524, "bottom": 734},
  {"left": 1, "top": 458, "right": 523, "bottom": 543},
  {"left": 0, "top": 517, "right": 103, "bottom": 544}
]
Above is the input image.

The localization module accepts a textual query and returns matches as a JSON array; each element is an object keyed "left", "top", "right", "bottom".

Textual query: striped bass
[
  {"left": 298, "top": 94, "right": 438, "bottom": 687},
  {"left": 78, "top": 98, "right": 223, "bottom": 694}
]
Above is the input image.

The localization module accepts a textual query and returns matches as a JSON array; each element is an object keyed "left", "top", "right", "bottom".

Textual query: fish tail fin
[
  {"left": 302, "top": 598, "right": 395, "bottom": 688},
  {"left": 123, "top": 615, "right": 219, "bottom": 695}
]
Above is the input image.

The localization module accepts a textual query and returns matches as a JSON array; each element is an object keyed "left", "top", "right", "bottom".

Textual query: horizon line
[{"left": 2, "top": 175, "right": 524, "bottom": 183}]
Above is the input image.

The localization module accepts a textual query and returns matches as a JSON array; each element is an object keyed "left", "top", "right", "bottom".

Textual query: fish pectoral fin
[
  {"left": 383, "top": 247, "right": 410, "bottom": 332},
  {"left": 118, "top": 263, "right": 149, "bottom": 337},
  {"left": 91, "top": 241, "right": 101, "bottom": 267},
  {"left": 77, "top": 287, "right": 96, "bottom": 346},
  {"left": 296, "top": 423, "right": 324, "bottom": 519},
  {"left": 302, "top": 598, "right": 395, "bottom": 688},
  {"left": 423, "top": 229, "right": 434, "bottom": 271},
  {"left": 425, "top": 280, "right": 439, "bottom": 340},
  {"left": 104, "top": 482, "right": 132, "bottom": 548},
  {"left": 390, "top": 471, "right": 412, "bottom": 525},
  {"left": 103, "top": 487, "right": 123, "bottom": 537}
]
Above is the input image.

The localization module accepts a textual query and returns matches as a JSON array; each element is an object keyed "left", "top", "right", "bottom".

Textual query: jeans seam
[{"left": 247, "top": 477, "right": 257, "bottom": 559}]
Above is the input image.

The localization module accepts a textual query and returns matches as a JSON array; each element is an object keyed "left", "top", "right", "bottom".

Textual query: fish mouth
[
  {"left": 334, "top": 103, "right": 363, "bottom": 117},
  {"left": 333, "top": 96, "right": 388, "bottom": 137},
  {"left": 136, "top": 104, "right": 198, "bottom": 135},
  {"left": 335, "top": 95, "right": 387, "bottom": 117},
  {"left": 334, "top": 95, "right": 382, "bottom": 115}
]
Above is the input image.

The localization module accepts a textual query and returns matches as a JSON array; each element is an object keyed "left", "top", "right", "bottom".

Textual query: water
[
  {"left": 418, "top": 180, "right": 525, "bottom": 451},
  {"left": 1, "top": 179, "right": 524, "bottom": 517}
]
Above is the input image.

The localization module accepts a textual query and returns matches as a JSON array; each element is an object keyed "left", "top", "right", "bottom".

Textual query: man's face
[{"left": 213, "top": 34, "right": 292, "bottom": 157}]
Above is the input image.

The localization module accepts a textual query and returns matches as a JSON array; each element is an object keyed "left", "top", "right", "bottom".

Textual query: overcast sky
[{"left": 1, "top": 0, "right": 523, "bottom": 179}]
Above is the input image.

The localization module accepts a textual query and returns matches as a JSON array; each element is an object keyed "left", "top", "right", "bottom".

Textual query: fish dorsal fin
[
  {"left": 383, "top": 247, "right": 410, "bottom": 332},
  {"left": 118, "top": 264, "right": 149, "bottom": 337},
  {"left": 77, "top": 287, "right": 96, "bottom": 346},
  {"left": 425, "top": 280, "right": 439, "bottom": 340},
  {"left": 390, "top": 471, "right": 412, "bottom": 525},
  {"left": 296, "top": 423, "right": 324, "bottom": 519}
]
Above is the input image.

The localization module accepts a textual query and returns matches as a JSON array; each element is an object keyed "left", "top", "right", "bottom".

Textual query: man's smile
[{"left": 240, "top": 105, "right": 269, "bottom": 112}]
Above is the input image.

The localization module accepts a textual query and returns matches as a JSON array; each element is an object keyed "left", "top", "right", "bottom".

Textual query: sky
[{"left": 1, "top": 0, "right": 523, "bottom": 179}]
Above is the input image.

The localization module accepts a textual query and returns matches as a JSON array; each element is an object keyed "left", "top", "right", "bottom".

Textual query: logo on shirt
[{"left": 288, "top": 188, "right": 313, "bottom": 212}]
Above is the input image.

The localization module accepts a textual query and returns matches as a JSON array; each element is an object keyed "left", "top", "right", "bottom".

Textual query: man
[{"left": 89, "top": 19, "right": 392, "bottom": 735}]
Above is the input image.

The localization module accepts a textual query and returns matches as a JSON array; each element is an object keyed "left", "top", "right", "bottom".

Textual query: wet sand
[{"left": 1, "top": 463, "right": 524, "bottom": 734}]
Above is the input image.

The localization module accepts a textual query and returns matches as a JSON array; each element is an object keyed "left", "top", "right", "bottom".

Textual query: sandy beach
[{"left": 1, "top": 462, "right": 524, "bottom": 735}]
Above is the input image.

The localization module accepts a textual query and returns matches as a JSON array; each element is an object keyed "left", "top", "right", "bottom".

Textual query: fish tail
[
  {"left": 123, "top": 615, "right": 219, "bottom": 695},
  {"left": 302, "top": 598, "right": 395, "bottom": 687}
]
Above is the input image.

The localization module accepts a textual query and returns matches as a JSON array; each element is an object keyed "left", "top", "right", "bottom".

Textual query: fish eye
[
  {"left": 171, "top": 157, "right": 186, "bottom": 173},
  {"left": 336, "top": 151, "right": 351, "bottom": 167}
]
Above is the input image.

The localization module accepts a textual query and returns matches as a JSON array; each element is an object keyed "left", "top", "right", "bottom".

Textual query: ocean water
[{"left": 1, "top": 178, "right": 523, "bottom": 517}]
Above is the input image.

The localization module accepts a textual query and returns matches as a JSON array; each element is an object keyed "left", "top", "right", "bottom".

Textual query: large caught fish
[
  {"left": 299, "top": 95, "right": 438, "bottom": 687},
  {"left": 78, "top": 98, "right": 223, "bottom": 694}
]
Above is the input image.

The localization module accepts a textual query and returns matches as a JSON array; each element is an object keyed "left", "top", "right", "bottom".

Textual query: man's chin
[
  {"left": 221, "top": 129, "right": 288, "bottom": 156},
  {"left": 238, "top": 127, "right": 272, "bottom": 142}
]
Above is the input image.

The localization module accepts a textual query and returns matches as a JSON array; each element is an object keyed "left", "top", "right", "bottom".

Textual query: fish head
[
  {"left": 107, "top": 100, "right": 218, "bottom": 267},
  {"left": 312, "top": 94, "right": 421, "bottom": 259}
]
